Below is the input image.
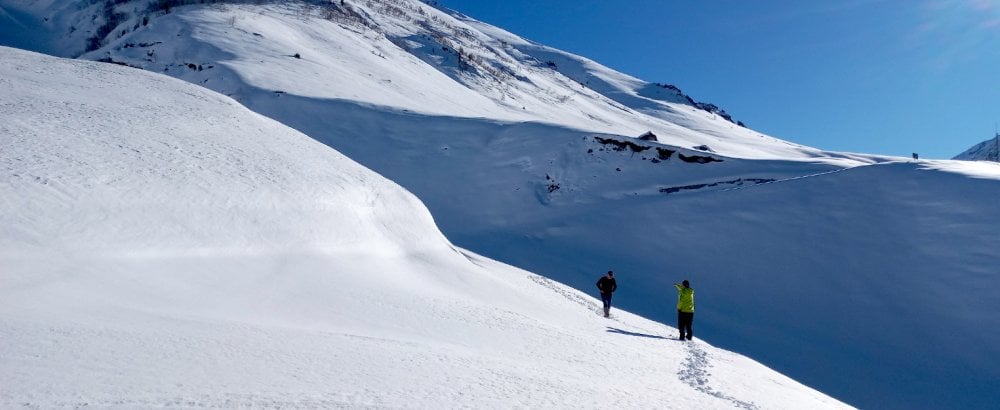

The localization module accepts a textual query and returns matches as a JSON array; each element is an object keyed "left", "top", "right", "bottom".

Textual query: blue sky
[{"left": 439, "top": 0, "right": 1000, "bottom": 159}]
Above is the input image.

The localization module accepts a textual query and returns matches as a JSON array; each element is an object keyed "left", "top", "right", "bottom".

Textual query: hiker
[
  {"left": 596, "top": 270, "right": 617, "bottom": 318},
  {"left": 674, "top": 280, "right": 695, "bottom": 340}
]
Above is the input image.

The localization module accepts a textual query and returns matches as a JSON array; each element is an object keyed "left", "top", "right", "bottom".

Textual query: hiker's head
[
  {"left": 607, "top": 270, "right": 614, "bottom": 278},
  {"left": 682, "top": 280, "right": 690, "bottom": 288}
]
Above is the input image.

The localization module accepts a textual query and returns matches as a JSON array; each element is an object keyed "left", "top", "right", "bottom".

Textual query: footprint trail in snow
[{"left": 678, "top": 341, "right": 759, "bottom": 410}]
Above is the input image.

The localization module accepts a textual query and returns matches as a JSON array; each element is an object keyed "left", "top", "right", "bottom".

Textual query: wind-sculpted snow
[
  {"left": 0, "top": 46, "right": 848, "bottom": 409},
  {"left": 0, "top": 47, "right": 443, "bottom": 257}
]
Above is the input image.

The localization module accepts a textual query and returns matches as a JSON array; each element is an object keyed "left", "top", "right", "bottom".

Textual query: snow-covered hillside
[
  {"left": 953, "top": 134, "right": 1000, "bottom": 161},
  {"left": 3, "top": 0, "right": 1000, "bottom": 408},
  {"left": 3, "top": 0, "right": 880, "bottom": 163},
  {"left": 0, "top": 45, "right": 851, "bottom": 408}
]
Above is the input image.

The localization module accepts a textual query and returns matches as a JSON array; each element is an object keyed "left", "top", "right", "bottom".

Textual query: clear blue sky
[{"left": 440, "top": 0, "right": 1000, "bottom": 159}]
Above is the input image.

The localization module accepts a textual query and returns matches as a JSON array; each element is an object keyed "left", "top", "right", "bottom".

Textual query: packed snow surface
[
  {"left": 0, "top": 46, "right": 847, "bottom": 408},
  {"left": 3, "top": 0, "right": 1000, "bottom": 408}
]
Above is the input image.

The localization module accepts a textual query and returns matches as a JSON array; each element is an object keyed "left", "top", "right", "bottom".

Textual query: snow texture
[
  {"left": 0, "top": 46, "right": 848, "bottom": 409},
  {"left": 3, "top": 0, "right": 1000, "bottom": 408}
]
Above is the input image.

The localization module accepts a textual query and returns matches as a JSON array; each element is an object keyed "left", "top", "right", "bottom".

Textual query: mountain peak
[
  {"left": 11, "top": 0, "right": 799, "bottom": 159},
  {"left": 953, "top": 133, "right": 1000, "bottom": 161}
]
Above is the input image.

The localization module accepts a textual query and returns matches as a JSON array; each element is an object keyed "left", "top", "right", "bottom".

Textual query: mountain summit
[{"left": 953, "top": 133, "right": 1000, "bottom": 161}]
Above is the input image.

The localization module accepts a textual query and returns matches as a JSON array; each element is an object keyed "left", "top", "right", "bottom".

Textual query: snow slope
[
  {"left": 0, "top": 0, "right": 98, "bottom": 57},
  {"left": 0, "top": 0, "right": 880, "bottom": 163},
  {"left": 0, "top": 46, "right": 848, "bottom": 408},
  {"left": 245, "top": 94, "right": 1000, "bottom": 409},
  {"left": 3, "top": 1, "right": 999, "bottom": 408},
  {"left": 953, "top": 134, "right": 1000, "bottom": 161}
]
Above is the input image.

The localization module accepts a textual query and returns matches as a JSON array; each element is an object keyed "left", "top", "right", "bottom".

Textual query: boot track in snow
[{"left": 678, "top": 342, "right": 759, "bottom": 409}]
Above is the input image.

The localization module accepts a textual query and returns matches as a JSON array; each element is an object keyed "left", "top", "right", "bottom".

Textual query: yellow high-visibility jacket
[{"left": 675, "top": 284, "right": 695, "bottom": 313}]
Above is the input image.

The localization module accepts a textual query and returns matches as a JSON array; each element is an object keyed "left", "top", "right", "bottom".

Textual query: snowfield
[
  {"left": 3, "top": 0, "right": 1000, "bottom": 408},
  {"left": 0, "top": 46, "right": 847, "bottom": 408}
]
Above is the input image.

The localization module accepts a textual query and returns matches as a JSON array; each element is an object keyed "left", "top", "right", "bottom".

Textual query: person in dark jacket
[
  {"left": 596, "top": 270, "right": 617, "bottom": 318},
  {"left": 674, "top": 280, "right": 695, "bottom": 340}
]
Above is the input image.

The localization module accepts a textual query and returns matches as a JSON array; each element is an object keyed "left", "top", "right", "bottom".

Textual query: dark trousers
[
  {"left": 600, "top": 292, "right": 613, "bottom": 315},
  {"left": 678, "top": 310, "right": 694, "bottom": 339}
]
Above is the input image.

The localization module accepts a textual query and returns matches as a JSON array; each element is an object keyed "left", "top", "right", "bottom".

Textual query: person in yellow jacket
[{"left": 674, "top": 280, "right": 695, "bottom": 341}]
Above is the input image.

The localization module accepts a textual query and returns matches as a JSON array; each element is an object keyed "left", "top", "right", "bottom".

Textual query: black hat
[{"left": 682, "top": 280, "right": 690, "bottom": 287}]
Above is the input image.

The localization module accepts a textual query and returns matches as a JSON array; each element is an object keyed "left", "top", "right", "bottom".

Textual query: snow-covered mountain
[
  {"left": 0, "top": 45, "right": 851, "bottom": 409},
  {"left": 2, "top": 0, "right": 882, "bottom": 163},
  {"left": 954, "top": 134, "right": 1000, "bottom": 161},
  {"left": 3, "top": 1, "right": 1000, "bottom": 408}
]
